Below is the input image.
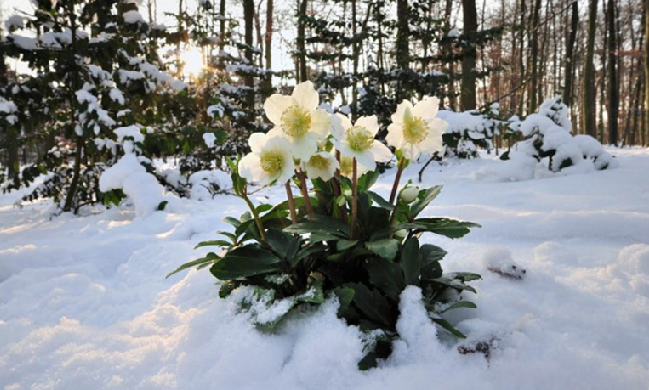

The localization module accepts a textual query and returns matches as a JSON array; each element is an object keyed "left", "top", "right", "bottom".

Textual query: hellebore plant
[{"left": 169, "top": 81, "right": 480, "bottom": 369}]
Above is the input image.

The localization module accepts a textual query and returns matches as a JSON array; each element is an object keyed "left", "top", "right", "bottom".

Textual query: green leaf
[
  {"left": 367, "top": 190, "right": 394, "bottom": 211},
  {"left": 420, "top": 244, "right": 446, "bottom": 280},
  {"left": 347, "top": 283, "right": 393, "bottom": 328},
  {"left": 223, "top": 217, "right": 242, "bottom": 228},
  {"left": 266, "top": 228, "right": 302, "bottom": 265},
  {"left": 431, "top": 317, "right": 466, "bottom": 338},
  {"left": 396, "top": 218, "right": 480, "bottom": 239},
  {"left": 365, "top": 239, "right": 399, "bottom": 261},
  {"left": 166, "top": 252, "right": 220, "bottom": 278},
  {"left": 334, "top": 287, "right": 355, "bottom": 312},
  {"left": 210, "top": 245, "right": 282, "bottom": 280},
  {"left": 194, "top": 240, "right": 231, "bottom": 249},
  {"left": 284, "top": 214, "right": 350, "bottom": 238},
  {"left": 366, "top": 257, "right": 406, "bottom": 301},
  {"left": 157, "top": 200, "right": 169, "bottom": 211},
  {"left": 337, "top": 239, "right": 358, "bottom": 251},
  {"left": 438, "top": 301, "right": 477, "bottom": 313},
  {"left": 409, "top": 185, "right": 442, "bottom": 219},
  {"left": 401, "top": 237, "right": 421, "bottom": 285},
  {"left": 357, "top": 169, "right": 380, "bottom": 192}
]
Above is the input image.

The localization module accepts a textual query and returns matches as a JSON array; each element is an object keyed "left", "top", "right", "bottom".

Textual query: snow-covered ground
[{"left": 1, "top": 148, "right": 649, "bottom": 390}]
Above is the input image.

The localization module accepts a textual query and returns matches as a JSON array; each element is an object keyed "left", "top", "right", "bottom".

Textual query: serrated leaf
[
  {"left": 396, "top": 218, "right": 480, "bottom": 239},
  {"left": 365, "top": 239, "right": 399, "bottom": 260},
  {"left": 401, "top": 237, "right": 421, "bottom": 285},
  {"left": 210, "top": 245, "right": 281, "bottom": 280}
]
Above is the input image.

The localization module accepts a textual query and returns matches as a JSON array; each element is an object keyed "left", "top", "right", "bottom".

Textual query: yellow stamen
[
  {"left": 403, "top": 116, "right": 428, "bottom": 144},
  {"left": 281, "top": 105, "right": 312, "bottom": 137},
  {"left": 260, "top": 151, "right": 284, "bottom": 174},
  {"left": 346, "top": 126, "right": 373, "bottom": 152},
  {"left": 308, "top": 154, "right": 330, "bottom": 170}
]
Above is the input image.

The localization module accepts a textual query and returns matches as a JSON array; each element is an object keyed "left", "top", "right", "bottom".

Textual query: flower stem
[
  {"left": 333, "top": 150, "right": 346, "bottom": 221},
  {"left": 297, "top": 169, "right": 313, "bottom": 215},
  {"left": 285, "top": 181, "right": 298, "bottom": 224},
  {"left": 350, "top": 158, "right": 358, "bottom": 239},
  {"left": 241, "top": 185, "right": 267, "bottom": 242},
  {"left": 389, "top": 156, "right": 406, "bottom": 205}
]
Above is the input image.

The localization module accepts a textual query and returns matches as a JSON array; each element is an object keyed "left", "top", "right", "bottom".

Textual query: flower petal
[
  {"left": 289, "top": 133, "right": 319, "bottom": 161},
  {"left": 354, "top": 151, "right": 377, "bottom": 171},
  {"left": 248, "top": 132, "right": 268, "bottom": 154},
  {"left": 335, "top": 113, "right": 353, "bottom": 135},
  {"left": 310, "top": 108, "right": 331, "bottom": 139},
  {"left": 385, "top": 123, "right": 403, "bottom": 149},
  {"left": 391, "top": 100, "right": 412, "bottom": 124},
  {"left": 355, "top": 115, "right": 380, "bottom": 135},
  {"left": 238, "top": 153, "right": 262, "bottom": 183},
  {"left": 329, "top": 113, "right": 345, "bottom": 140},
  {"left": 292, "top": 81, "right": 319, "bottom": 110},
  {"left": 371, "top": 140, "right": 393, "bottom": 162},
  {"left": 413, "top": 96, "right": 439, "bottom": 119},
  {"left": 264, "top": 95, "right": 293, "bottom": 125}
]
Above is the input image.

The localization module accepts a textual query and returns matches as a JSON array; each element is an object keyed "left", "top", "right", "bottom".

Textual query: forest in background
[{"left": 0, "top": 0, "right": 646, "bottom": 214}]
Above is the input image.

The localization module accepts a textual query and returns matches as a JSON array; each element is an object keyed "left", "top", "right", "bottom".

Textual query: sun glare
[{"left": 182, "top": 46, "right": 205, "bottom": 78}]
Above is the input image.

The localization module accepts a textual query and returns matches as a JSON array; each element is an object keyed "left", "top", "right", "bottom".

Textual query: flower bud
[{"left": 400, "top": 185, "right": 419, "bottom": 203}]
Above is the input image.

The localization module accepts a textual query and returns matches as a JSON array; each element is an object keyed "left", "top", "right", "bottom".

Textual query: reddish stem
[
  {"left": 350, "top": 158, "right": 358, "bottom": 239},
  {"left": 285, "top": 181, "right": 297, "bottom": 223}
]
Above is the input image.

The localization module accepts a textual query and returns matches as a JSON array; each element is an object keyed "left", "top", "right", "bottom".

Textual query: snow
[
  {"left": 123, "top": 10, "right": 145, "bottom": 24},
  {"left": 1, "top": 148, "right": 649, "bottom": 389}
]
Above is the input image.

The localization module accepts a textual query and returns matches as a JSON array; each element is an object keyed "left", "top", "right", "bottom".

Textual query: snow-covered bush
[
  {"left": 438, "top": 103, "right": 500, "bottom": 158},
  {"left": 99, "top": 125, "right": 174, "bottom": 217},
  {"left": 508, "top": 96, "right": 615, "bottom": 173},
  {"left": 169, "top": 82, "right": 481, "bottom": 369}
]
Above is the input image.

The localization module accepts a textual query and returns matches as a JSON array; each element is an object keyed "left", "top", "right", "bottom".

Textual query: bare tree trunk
[
  {"left": 583, "top": 0, "right": 598, "bottom": 137},
  {"left": 606, "top": 0, "right": 619, "bottom": 146},
  {"left": 396, "top": 0, "right": 410, "bottom": 102},
  {"left": 563, "top": 0, "right": 578, "bottom": 113},
  {"left": 297, "top": 0, "right": 308, "bottom": 82},
  {"left": 528, "top": 0, "right": 541, "bottom": 110},
  {"left": 261, "top": 0, "right": 273, "bottom": 98},
  {"left": 243, "top": 0, "right": 255, "bottom": 115},
  {"left": 461, "top": 0, "right": 477, "bottom": 110},
  {"left": 645, "top": 0, "right": 649, "bottom": 145}
]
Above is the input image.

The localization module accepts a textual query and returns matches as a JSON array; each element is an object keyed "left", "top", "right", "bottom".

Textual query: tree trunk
[
  {"left": 243, "top": 0, "right": 255, "bottom": 115},
  {"left": 297, "top": 0, "right": 308, "bottom": 82},
  {"left": 261, "top": 0, "right": 273, "bottom": 98},
  {"left": 528, "top": 0, "right": 541, "bottom": 111},
  {"left": 606, "top": 0, "right": 619, "bottom": 146},
  {"left": 563, "top": 0, "right": 578, "bottom": 112},
  {"left": 645, "top": 0, "right": 649, "bottom": 145},
  {"left": 461, "top": 0, "right": 477, "bottom": 111},
  {"left": 583, "top": 0, "right": 598, "bottom": 137}
]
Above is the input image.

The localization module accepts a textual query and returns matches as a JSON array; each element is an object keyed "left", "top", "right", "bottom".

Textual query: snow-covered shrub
[
  {"left": 510, "top": 96, "right": 615, "bottom": 172},
  {"left": 438, "top": 103, "right": 500, "bottom": 158},
  {"left": 169, "top": 82, "right": 481, "bottom": 369},
  {"left": 99, "top": 125, "right": 174, "bottom": 217}
]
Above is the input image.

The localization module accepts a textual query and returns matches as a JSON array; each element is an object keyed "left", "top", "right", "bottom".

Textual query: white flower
[
  {"left": 386, "top": 96, "right": 447, "bottom": 160},
  {"left": 339, "top": 156, "right": 371, "bottom": 178},
  {"left": 264, "top": 81, "right": 331, "bottom": 161},
  {"left": 239, "top": 133, "right": 295, "bottom": 186},
  {"left": 332, "top": 114, "right": 392, "bottom": 171},
  {"left": 303, "top": 151, "right": 339, "bottom": 181}
]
